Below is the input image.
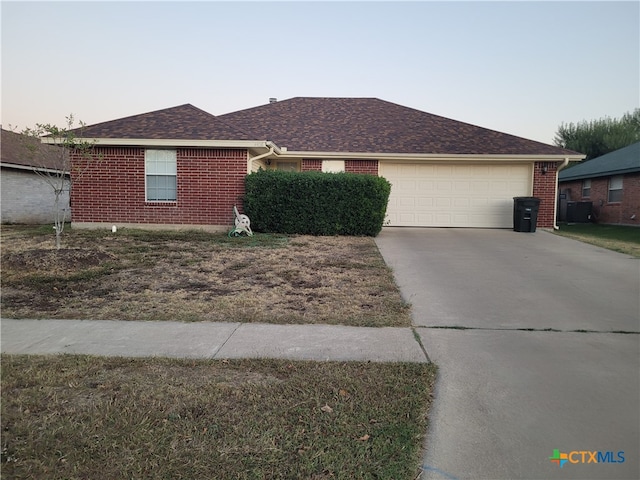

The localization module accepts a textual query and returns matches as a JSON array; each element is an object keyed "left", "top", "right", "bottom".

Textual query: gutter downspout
[
  {"left": 247, "top": 145, "right": 276, "bottom": 173},
  {"left": 553, "top": 157, "right": 570, "bottom": 230}
]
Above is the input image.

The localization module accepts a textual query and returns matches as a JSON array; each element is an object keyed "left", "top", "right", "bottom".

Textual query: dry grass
[
  {"left": 1, "top": 226, "right": 410, "bottom": 327},
  {"left": 1, "top": 354, "right": 437, "bottom": 480}
]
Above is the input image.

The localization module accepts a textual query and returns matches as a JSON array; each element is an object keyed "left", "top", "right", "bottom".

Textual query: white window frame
[
  {"left": 322, "top": 160, "right": 345, "bottom": 173},
  {"left": 608, "top": 175, "right": 623, "bottom": 203},
  {"left": 582, "top": 179, "right": 591, "bottom": 198},
  {"left": 275, "top": 161, "right": 300, "bottom": 172},
  {"left": 145, "top": 149, "right": 177, "bottom": 202}
]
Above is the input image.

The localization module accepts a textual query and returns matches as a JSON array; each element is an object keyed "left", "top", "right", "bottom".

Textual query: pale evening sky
[{"left": 1, "top": 0, "right": 638, "bottom": 145}]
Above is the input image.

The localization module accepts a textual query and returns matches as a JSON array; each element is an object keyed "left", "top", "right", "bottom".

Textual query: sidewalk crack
[{"left": 211, "top": 323, "right": 242, "bottom": 358}]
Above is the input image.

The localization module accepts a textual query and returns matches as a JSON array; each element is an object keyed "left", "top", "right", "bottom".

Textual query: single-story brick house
[
  {"left": 44, "top": 98, "right": 583, "bottom": 231},
  {"left": 1, "top": 128, "right": 71, "bottom": 224},
  {"left": 558, "top": 142, "right": 640, "bottom": 225}
]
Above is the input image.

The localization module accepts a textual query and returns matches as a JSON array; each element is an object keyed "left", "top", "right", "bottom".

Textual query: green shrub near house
[{"left": 244, "top": 170, "right": 391, "bottom": 236}]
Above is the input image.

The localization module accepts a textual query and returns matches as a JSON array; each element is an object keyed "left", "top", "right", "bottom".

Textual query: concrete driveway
[{"left": 376, "top": 228, "right": 639, "bottom": 480}]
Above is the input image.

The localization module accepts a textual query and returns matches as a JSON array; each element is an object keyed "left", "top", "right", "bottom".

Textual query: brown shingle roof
[
  {"left": 1, "top": 128, "right": 68, "bottom": 171},
  {"left": 74, "top": 98, "right": 581, "bottom": 156},
  {"left": 219, "top": 97, "right": 579, "bottom": 156},
  {"left": 76, "top": 104, "right": 255, "bottom": 141}
]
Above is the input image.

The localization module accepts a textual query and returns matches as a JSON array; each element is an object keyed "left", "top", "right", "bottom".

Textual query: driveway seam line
[
  {"left": 414, "top": 325, "right": 640, "bottom": 334},
  {"left": 410, "top": 327, "right": 432, "bottom": 363}
]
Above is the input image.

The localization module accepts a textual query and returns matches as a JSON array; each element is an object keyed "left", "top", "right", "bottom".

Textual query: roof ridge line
[{"left": 74, "top": 104, "right": 201, "bottom": 131}]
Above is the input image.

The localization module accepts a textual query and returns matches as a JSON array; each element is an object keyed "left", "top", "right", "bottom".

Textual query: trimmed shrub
[{"left": 243, "top": 170, "right": 391, "bottom": 236}]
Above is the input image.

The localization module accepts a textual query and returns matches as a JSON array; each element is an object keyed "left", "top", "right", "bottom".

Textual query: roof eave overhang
[
  {"left": 276, "top": 150, "right": 586, "bottom": 162},
  {"left": 559, "top": 167, "right": 640, "bottom": 182},
  {"left": 41, "top": 137, "right": 279, "bottom": 153},
  {"left": 39, "top": 137, "right": 584, "bottom": 163},
  {"left": 1, "top": 162, "right": 69, "bottom": 175}
]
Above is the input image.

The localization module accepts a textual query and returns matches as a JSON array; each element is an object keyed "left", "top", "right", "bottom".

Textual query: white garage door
[{"left": 380, "top": 163, "right": 532, "bottom": 228}]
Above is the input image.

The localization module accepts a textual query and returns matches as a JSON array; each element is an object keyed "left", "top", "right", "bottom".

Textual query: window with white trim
[
  {"left": 322, "top": 160, "right": 345, "bottom": 173},
  {"left": 582, "top": 179, "right": 591, "bottom": 198},
  {"left": 146, "top": 149, "right": 177, "bottom": 201},
  {"left": 608, "top": 175, "right": 623, "bottom": 203},
  {"left": 276, "top": 161, "right": 299, "bottom": 172}
]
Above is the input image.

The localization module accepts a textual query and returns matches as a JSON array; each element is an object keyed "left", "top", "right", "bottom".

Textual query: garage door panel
[
  {"left": 380, "top": 163, "right": 532, "bottom": 228},
  {"left": 509, "top": 180, "right": 529, "bottom": 190},
  {"left": 491, "top": 180, "right": 509, "bottom": 192},
  {"left": 471, "top": 181, "right": 490, "bottom": 192},
  {"left": 436, "top": 165, "right": 453, "bottom": 175},
  {"left": 399, "top": 213, "right": 418, "bottom": 223},
  {"left": 453, "top": 181, "right": 470, "bottom": 191},
  {"left": 453, "top": 198, "right": 470, "bottom": 207},
  {"left": 435, "top": 213, "right": 453, "bottom": 224},
  {"left": 470, "top": 197, "right": 488, "bottom": 207},
  {"left": 395, "top": 180, "right": 417, "bottom": 191},
  {"left": 417, "top": 180, "right": 435, "bottom": 190}
]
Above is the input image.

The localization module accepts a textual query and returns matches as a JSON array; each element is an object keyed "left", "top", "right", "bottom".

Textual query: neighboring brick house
[
  {"left": 46, "top": 98, "right": 583, "bottom": 231},
  {"left": 558, "top": 142, "right": 640, "bottom": 226},
  {"left": 1, "top": 128, "right": 70, "bottom": 224}
]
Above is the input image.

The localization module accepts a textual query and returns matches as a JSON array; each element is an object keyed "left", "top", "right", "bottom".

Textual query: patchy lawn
[
  {"left": 553, "top": 223, "right": 640, "bottom": 258},
  {"left": 1, "top": 226, "right": 410, "bottom": 327},
  {"left": 1, "top": 354, "right": 437, "bottom": 480}
]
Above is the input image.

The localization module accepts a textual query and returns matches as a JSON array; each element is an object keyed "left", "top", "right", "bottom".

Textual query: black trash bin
[{"left": 513, "top": 197, "right": 541, "bottom": 232}]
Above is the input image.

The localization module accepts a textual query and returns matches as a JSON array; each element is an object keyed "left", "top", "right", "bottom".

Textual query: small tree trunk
[{"left": 53, "top": 189, "right": 65, "bottom": 250}]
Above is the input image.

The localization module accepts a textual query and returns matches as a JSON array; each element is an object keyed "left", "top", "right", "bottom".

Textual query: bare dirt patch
[
  {"left": 1, "top": 226, "right": 410, "bottom": 327},
  {"left": 3, "top": 248, "right": 116, "bottom": 275}
]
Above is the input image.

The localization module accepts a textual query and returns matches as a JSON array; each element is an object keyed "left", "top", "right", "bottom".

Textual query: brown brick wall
[
  {"left": 71, "top": 147, "right": 248, "bottom": 227},
  {"left": 301, "top": 159, "right": 378, "bottom": 174},
  {"left": 73, "top": 151, "right": 604, "bottom": 230},
  {"left": 345, "top": 159, "right": 378, "bottom": 175},
  {"left": 532, "top": 162, "right": 558, "bottom": 228},
  {"left": 621, "top": 173, "right": 640, "bottom": 225},
  {"left": 559, "top": 172, "right": 640, "bottom": 225},
  {"left": 301, "top": 159, "right": 322, "bottom": 171}
]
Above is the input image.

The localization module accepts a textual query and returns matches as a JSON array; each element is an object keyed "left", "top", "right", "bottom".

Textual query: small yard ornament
[{"left": 228, "top": 205, "right": 253, "bottom": 237}]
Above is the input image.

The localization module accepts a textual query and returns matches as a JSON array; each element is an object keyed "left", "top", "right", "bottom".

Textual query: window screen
[
  {"left": 608, "top": 175, "right": 623, "bottom": 203},
  {"left": 146, "top": 150, "right": 177, "bottom": 201}
]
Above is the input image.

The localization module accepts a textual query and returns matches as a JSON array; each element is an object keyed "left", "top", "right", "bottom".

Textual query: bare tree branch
[{"left": 19, "top": 115, "right": 101, "bottom": 249}]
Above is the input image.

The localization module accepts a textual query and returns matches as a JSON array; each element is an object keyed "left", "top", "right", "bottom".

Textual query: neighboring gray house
[
  {"left": 1, "top": 128, "right": 71, "bottom": 224},
  {"left": 558, "top": 142, "right": 640, "bottom": 225}
]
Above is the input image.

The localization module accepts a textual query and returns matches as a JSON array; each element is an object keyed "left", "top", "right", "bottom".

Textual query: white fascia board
[
  {"left": 277, "top": 151, "right": 585, "bottom": 162},
  {"left": 40, "top": 138, "right": 273, "bottom": 150}
]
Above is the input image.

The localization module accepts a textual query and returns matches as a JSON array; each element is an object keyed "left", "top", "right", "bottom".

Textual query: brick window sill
[{"left": 145, "top": 201, "right": 178, "bottom": 206}]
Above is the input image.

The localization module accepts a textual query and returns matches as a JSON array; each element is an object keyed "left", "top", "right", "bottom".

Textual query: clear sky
[{"left": 1, "top": 0, "right": 638, "bottom": 145}]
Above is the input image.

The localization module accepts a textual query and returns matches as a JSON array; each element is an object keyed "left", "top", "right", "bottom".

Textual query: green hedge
[{"left": 243, "top": 170, "right": 391, "bottom": 236}]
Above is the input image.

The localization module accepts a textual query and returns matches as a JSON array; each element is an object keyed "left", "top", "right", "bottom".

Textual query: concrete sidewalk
[{"left": 0, "top": 318, "right": 428, "bottom": 363}]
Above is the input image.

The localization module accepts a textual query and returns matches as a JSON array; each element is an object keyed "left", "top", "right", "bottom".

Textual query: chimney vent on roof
[{"left": 269, "top": 98, "right": 278, "bottom": 104}]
